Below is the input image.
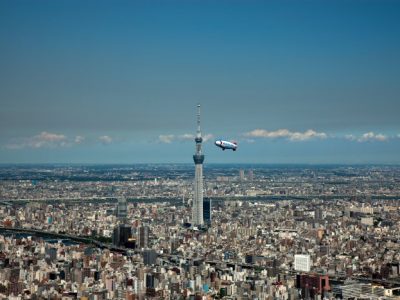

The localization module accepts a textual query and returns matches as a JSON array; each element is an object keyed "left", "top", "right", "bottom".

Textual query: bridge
[{"left": 0, "top": 226, "right": 131, "bottom": 253}]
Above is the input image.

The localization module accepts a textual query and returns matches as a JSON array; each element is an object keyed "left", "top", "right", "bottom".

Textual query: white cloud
[
  {"left": 345, "top": 134, "right": 357, "bottom": 141},
  {"left": 202, "top": 134, "right": 214, "bottom": 142},
  {"left": 5, "top": 131, "right": 69, "bottom": 149},
  {"left": 74, "top": 135, "right": 85, "bottom": 144},
  {"left": 99, "top": 135, "right": 113, "bottom": 144},
  {"left": 288, "top": 130, "right": 327, "bottom": 141},
  {"left": 158, "top": 133, "right": 214, "bottom": 143},
  {"left": 244, "top": 129, "right": 327, "bottom": 141},
  {"left": 245, "top": 129, "right": 290, "bottom": 139},
  {"left": 158, "top": 135, "right": 175, "bottom": 144},
  {"left": 178, "top": 134, "right": 194, "bottom": 141},
  {"left": 357, "top": 132, "right": 388, "bottom": 142},
  {"left": 38, "top": 131, "right": 66, "bottom": 142},
  {"left": 345, "top": 132, "right": 390, "bottom": 142}
]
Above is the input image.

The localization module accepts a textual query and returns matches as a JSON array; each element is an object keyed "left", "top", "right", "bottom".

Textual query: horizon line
[{"left": 0, "top": 162, "right": 399, "bottom": 166}]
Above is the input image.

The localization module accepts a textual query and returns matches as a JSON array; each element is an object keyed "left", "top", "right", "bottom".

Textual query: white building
[{"left": 294, "top": 254, "right": 311, "bottom": 272}]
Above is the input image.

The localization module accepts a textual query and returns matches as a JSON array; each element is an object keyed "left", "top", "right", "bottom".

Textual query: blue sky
[{"left": 0, "top": 0, "right": 399, "bottom": 164}]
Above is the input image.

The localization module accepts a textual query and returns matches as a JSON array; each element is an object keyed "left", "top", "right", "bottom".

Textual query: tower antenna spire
[{"left": 197, "top": 104, "right": 201, "bottom": 137}]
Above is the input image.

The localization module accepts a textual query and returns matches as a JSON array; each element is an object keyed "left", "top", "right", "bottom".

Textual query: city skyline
[
  {"left": 0, "top": 0, "right": 399, "bottom": 164},
  {"left": 1, "top": 163, "right": 400, "bottom": 299}
]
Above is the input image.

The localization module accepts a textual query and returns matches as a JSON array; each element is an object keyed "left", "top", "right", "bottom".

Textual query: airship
[{"left": 215, "top": 140, "right": 238, "bottom": 151}]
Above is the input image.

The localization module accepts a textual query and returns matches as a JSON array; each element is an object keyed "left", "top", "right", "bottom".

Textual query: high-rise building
[
  {"left": 113, "top": 197, "right": 130, "bottom": 247},
  {"left": 294, "top": 254, "right": 311, "bottom": 272},
  {"left": 203, "top": 198, "right": 211, "bottom": 225},
  {"left": 45, "top": 247, "right": 57, "bottom": 262},
  {"left": 138, "top": 225, "right": 149, "bottom": 249},
  {"left": 143, "top": 249, "right": 157, "bottom": 266},
  {"left": 112, "top": 224, "right": 132, "bottom": 247},
  {"left": 314, "top": 208, "right": 324, "bottom": 220},
  {"left": 146, "top": 274, "right": 155, "bottom": 289},
  {"left": 248, "top": 170, "right": 254, "bottom": 181},
  {"left": 116, "top": 197, "right": 128, "bottom": 222},
  {"left": 239, "top": 169, "right": 245, "bottom": 181},
  {"left": 297, "top": 274, "right": 330, "bottom": 298},
  {"left": 192, "top": 104, "right": 204, "bottom": 226}
]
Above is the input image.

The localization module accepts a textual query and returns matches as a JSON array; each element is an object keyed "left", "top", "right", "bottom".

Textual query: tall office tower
[
  {"left": 294, "top": 254, "right": 311, "bottom": 272},
  {"left": 203, "top": 198, "right": 212, "bottom": 226},
  {"left": 314, "top": 208, "right": 324, "bottom": 221},
  {"left": 248, "top": 170, "right": 254, "bottom": 181},
  {"left": 143, "top": 249, "right": 158, "bottom": 266},
  {"left": 113, "top": 197, "right": 130, "bottom": 247},
  {"left": 192, "top": 104, "right": 205, "bottom": 226},
  {"left": 138, "top": 225, "right": 149, "bottom": 249},
  {"left": 45, "top": 247, "right": 57, "bottom": 262},
  {"left": 116, "top": 197, "right": 128, "bottom": 222},
  {"left": 112, "top": 224, "right": 132, "bottom": 247},
  {"left": 239, "top": 169, "right": 245, "bottom": 181}
]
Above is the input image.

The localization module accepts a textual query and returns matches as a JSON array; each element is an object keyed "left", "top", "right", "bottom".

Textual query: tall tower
[
  {"left": 113, "top": 197, "right": 131, "bottom": 247},
  {"left": 116, "top": 197, "right": 128, "bottom": 223},
  {"left": 192, "top": 104, "right": 205, "bottom": 226}
]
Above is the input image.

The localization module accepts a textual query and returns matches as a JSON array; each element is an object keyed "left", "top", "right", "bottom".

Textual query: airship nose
[{"left": 215, "top": 140, "right": 221, "bottom": 146}]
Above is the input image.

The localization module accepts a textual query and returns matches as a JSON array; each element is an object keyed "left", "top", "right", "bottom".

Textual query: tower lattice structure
[{"left": 192, "top": 104, "right": 204, "bottom": 226}]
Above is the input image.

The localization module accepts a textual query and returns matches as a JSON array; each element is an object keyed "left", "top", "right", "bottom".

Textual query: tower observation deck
[{"left": 192, "top": 104, "right": 204, "bottom": 226}]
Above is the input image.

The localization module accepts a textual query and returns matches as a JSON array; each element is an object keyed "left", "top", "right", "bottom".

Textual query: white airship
[{"left": 215, "top": 140, "right": 238, "bottom": 151}]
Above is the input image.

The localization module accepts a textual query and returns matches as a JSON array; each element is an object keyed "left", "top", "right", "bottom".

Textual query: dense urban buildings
[
  {"left": 2, "top": 0, "right": 398, "bottom": 299},
  {"left": 1, "top": 164, "right": 400, "bottom": 299}
]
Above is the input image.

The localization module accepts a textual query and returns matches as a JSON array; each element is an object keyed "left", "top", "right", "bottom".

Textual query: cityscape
[
  {"left": 1, "top": 162, "right": 400, "bottom": 299},
  {"left": 1, "top": 1, "right": 400, "bottom": 299}
]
